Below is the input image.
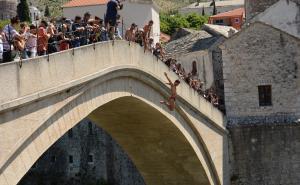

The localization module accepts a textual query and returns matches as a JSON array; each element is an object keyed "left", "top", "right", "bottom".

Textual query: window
[
  {"left": 234, "top": 18, "right": 240, "bottom": 23},
  {"left": 69, "top": 155, "right": 73, "bottom": 164},
  {"left": 258, "top": 85, "right": 272, "bottom": 106},
  {"left": 215, "top": 19, "right": 224, "bottom": 25},
  {"left": 68, "top": 129, "right": 73, "bottom": 138},
  {"left": 51, "top": 155, "right": 56, "bottom": 163},
  {"left": 88, "top": 154, "right": 94, "bottom": 163}
]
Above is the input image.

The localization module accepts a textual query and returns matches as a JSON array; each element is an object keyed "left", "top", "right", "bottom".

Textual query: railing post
[{"left": 122, "top": 18, "right": 124, "bottom": 38}]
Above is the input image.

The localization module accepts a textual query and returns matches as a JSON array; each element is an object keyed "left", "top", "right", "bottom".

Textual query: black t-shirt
[{"left": 106, "top": 0, "right": 118, "bottom": 18}]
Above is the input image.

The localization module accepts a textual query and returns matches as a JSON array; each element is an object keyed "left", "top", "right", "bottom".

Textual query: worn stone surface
[
  {"left": 221, "top": 22, "right": 300, "bottom": 124},
  {"left": 165, "top": 29, "right": 219, "bottom": 58},
  {"left": 18, "top": 119, "right": 145, "bottom": 185},
  {"left": 229, "top": 124, "right": 300, "bottom": 185}
]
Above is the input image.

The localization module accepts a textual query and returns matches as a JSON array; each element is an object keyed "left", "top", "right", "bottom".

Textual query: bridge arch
[{"left": 0, "top": 41, "right": 228, "bottom": 185}]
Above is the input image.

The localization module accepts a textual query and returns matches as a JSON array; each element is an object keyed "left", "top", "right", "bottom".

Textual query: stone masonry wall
[
  {"left": 245, "top": 0, "right": 300, "bottom": 21},
  {"left": 18, "top": 119, "right": 145, "bottom": 185},
  {"left": 229, "top": 124, "right": 300, "bottom": 185},
  {"left": 222, "top": 22, "right": 300, "bottom": 124},
  {"left": 0, "top": 0, "right": 17, "bottom": 20}
]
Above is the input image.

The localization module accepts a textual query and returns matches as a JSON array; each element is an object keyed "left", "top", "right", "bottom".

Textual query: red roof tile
[
  {"left": 62, "top": 0, "right": 108, "bottom": 8},
  {"left": 210, "top": 8, "right": 245, "bottom": 18}
]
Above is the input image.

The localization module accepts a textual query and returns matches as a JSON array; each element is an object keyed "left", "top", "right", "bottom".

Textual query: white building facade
[
  {"left": 29, "top": 6, "right": 41, "bottom": 24},
  {"left": 62, "top": 0, "right": 160, "bottom": 43}
]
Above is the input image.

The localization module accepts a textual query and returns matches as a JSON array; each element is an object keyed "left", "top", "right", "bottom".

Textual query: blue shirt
[{"left": 106, "top": 0, "right": 118, "bottom": 19}]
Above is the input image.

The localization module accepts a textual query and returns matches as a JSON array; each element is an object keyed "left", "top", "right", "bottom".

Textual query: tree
[
  {"left": 210, "top": 0, "right": 217, "bottom": 15},
  {"left": 44, "top": 5, "right": 51, "bottom": 17},
  {"left": 17, "top": 0, "right": 31, "bottom": 22},
  {"left": 202, "top": 5, "right": 205, "bottom": 16}
]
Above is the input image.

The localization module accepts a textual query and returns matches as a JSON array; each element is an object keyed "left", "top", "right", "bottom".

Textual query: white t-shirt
[{"left": 2, "top": 24, "right": 19, "bottom": 51}]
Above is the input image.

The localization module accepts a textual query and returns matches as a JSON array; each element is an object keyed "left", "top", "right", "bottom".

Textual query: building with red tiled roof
[
  {"left": 208, "top": 8, "right": 245, "bottom": 30},
  {"left": 62, "top": 0, "right": 161, "bottom": 43}
]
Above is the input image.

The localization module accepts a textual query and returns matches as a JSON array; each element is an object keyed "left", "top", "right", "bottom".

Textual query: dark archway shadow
[{"left": 88, "top": 97, "right": 210, "bottom": 185}]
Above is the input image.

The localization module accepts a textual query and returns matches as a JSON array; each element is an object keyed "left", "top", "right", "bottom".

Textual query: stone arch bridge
[{"left": 0, "top": 41, "right": 229, "bottom": 185}]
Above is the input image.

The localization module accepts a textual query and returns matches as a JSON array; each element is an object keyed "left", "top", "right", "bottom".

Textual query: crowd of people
[
  {"left": 164, "top": 59, "right": 219, "bottom": 107},
  {"left": 0, "top": 0, "right": 220, "bottom": 107},
  {"left": 0, "top": 0, "right": 126, "bottom": 63}
]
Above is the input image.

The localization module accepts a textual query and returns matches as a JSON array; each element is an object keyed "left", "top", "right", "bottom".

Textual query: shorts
[{"left": 105, "top": 17, "right": 117, "bottom": 27}]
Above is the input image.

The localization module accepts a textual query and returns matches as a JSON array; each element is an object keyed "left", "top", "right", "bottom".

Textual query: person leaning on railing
[{"left": 37, "top": 20, "right": 51, "bottom": 56}]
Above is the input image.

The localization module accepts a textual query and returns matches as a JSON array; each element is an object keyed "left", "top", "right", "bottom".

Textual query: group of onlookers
[
  {"left": 0, "top": 12, "right": 118, "bottom": 63},
  {"left": 163, "top": 59, "right": 219, "bottom": 107},
  {"left": 0, "top": 0, "right": 219, "bottom": 107},
  {"left": 0, "top": 0, "right": 124, "bottom": 63}
]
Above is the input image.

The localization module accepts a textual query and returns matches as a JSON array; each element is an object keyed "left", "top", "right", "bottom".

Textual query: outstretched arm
[{"left": 164, "top": 72, "right": 173, "bottom": 85}]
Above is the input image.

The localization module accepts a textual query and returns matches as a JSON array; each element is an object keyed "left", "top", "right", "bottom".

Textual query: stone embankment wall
[
  {"left": 229, "top": 124, "right": 300, "bottom": 185},
  {"left": 18, "top": 119, "right": 145, "bottom": 185}
]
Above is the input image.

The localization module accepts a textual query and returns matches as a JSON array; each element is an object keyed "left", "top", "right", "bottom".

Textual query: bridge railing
[{"left": 0, "top": 40, "right": 225, "bottom": 129}]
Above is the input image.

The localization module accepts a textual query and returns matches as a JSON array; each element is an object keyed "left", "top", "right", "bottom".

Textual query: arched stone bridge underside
[{"left": 0, "top": 41, "right": 229, "bottom": 185}]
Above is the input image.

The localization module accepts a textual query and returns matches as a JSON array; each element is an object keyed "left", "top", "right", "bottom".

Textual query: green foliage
[
  {"left": 0, "top": 20, "right": 10, "bottom": 30},
  {"left": 160, "top": 13, "right": 209, "bottom": 35},
  {"left": 44, "top": 5, "right": 51, "bottom": 17},
  {"left": 17, "top": 0, "right": 31, "bottom": 22}
]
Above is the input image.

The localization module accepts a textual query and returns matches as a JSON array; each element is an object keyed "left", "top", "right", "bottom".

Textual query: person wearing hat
[{"left": 125, "top": 23, "right": 137, "bottom": 42}]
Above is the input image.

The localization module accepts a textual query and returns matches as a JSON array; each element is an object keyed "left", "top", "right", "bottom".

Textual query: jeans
[
  {"left": 21, "top": 50, "right": 28, "bottom": 59},
  {"left": 72, "top": 39, "right": 81, "bottom": 48},
  {"left": 38, "top": 51, "right": 47, "bottom": 56},
  {"left": 27, "top": 51, "right": 37, "bottom": 58}
]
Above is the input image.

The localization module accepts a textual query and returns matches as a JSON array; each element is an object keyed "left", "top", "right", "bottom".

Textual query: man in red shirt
[{"left": 37, "top": 21, "right": 51, "bottom": 56}]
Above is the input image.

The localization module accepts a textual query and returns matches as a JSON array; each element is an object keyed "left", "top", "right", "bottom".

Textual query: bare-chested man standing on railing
[{"left": 160, "top": 72, "right": 180, "bottom": 111}]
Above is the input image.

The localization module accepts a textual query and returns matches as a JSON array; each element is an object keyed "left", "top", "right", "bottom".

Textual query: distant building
[
  {"left": 251, "top": 0, "right": 300, "bottom": 38},
  {"left": 62, "top": 0, "right": 160, "bottom": 43},
  {"left": 180, "top": 0, "right": 244, "bottom": 16},
  {"left": 208, "top": 8, "right": 245, "bottom": 30},
  {"left": 29, "top": 6, "right": 41, "bottom": 24},
  {"left": 245, "top": 0, "right": 300, "bottom": 21},
  {"left": 0, "top": 0, "right": 17, "bottom": 20}
]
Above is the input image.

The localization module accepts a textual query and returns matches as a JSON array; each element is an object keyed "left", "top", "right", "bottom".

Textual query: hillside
[{"left": 29, "top": 0, "right": 201, "bottom": 18}]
